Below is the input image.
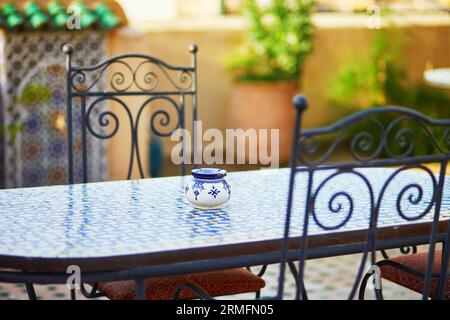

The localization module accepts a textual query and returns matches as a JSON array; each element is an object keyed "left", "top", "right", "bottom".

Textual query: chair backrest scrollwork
[
  {"left": 63, "top": 44, "right": 199, "bottom": 183},
  {"left": 279, "top": 95, "right": 450, "bottom": 300}
]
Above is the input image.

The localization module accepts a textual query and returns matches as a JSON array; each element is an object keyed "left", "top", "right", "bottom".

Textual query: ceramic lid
[{"left": 191, "top": 168, "right": 227, "bottom": 180}]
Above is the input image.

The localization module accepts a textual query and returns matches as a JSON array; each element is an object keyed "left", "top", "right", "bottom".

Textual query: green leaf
[{"left": 227, "top": 0, "right": 314, "bottom": 82}]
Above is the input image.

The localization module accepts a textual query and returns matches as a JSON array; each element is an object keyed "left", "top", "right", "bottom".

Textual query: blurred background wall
[{"left": 106, "top": 12, "right": 449, "bottom": 180}]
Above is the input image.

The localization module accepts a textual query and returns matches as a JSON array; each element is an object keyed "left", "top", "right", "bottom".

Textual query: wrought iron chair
[
  {"left": 23, "top": 44, "right": 265, "bottom": 300},
  {"left": 276, "top": 95, "right": 449, "bottom": 300}
]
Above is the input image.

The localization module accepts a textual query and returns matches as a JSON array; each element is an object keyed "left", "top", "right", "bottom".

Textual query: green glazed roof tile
[
  {"left": 99, "top": 11, "right": 119, "bottom": 29},
  {"left": 52, "top": 11, "right": 68, "bottom": 28},
  {"left": 29, "top": 11, "right": 48, "bottom": 28},
  {"left": 0, "top": 1, "right": 123, "bottom": 31},
  {"left": 1, "top": 3, "right": 16, "bottom": 16},
  {"left": 80, "top": 10, "right": 97, "bottom": 28},
  {"left": 6, "top": 12, "right": 24, "bottom": 28},
  {"left": 47, "top": 1, "right": 64, "bottom": 16},
  {"left": 69, "top": 2, "right": 88, "bottom": 14},
  {"left": 23, "top": 2, "right": 40, "bottom": 17},
  {"left": 93, "top": 3, "right": 109, "bottom": 16}
]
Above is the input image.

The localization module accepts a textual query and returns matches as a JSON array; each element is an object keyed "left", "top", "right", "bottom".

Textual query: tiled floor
[{"left": 0, "top": 250, "right": 422, "bottom": 300}]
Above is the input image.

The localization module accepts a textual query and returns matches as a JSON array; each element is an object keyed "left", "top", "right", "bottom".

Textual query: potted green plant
[
  {"left": 328, "top": 27, "right": 450, "bottom": 156},
  {"left": 227, "top": 0, "right": 314, "bottom": 163}
]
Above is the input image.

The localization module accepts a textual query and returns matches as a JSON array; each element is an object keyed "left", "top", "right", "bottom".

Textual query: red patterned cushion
[
  {"left": 380, "top": 250, "right": 450, "bottom": 299},
  {"left": 98, "top": 268, "right": 265, "bottom": 300}
]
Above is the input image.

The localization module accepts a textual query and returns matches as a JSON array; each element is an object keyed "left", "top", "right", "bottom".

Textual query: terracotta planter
[{"left": 227, "top": 81, "right": 297, "bottom": 164}]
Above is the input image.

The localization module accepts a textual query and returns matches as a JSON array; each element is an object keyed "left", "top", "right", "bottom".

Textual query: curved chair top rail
[
  {"left": 291, "top": 96, "right": 450, "bottom": 168},
  {"left": 301, "top": 106, "right": 450, "bottom": 137},
  {"left": 63, "top": 44, "right": 198, "bottom": 95},
  {"left": 70, "top": 53, "right": 195, "bottom": 73}
]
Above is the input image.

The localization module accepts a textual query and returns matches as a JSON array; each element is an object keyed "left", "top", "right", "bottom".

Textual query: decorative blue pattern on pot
[
  {"left": 208, "top": 186, "right": 220, "bottom": 198},
  {"left": 0, "top": 168, "right": 448, "bottom": 259}
]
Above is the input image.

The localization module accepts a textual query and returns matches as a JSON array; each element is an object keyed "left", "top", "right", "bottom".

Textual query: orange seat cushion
[
  {"left": 98, "top": 268, "right": 265, "bottom": 300},
  {"left": 380, "top": 250, "right": 450, "bottom": 299}
]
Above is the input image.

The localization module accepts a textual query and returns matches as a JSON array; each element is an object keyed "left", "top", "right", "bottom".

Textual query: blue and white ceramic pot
[{"left": 185, "top": 168, "right": 231, "bottom": 209}]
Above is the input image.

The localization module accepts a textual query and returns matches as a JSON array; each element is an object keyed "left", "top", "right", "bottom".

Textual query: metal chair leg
[
  {"left": 80, "top": 283, "right": 106, "bottom": 298},
  {"left": 359, "top": 271, "right": 370, "bottom": 300},
  {"left": 25, "top": 283, "right": 37, "bottom": 300},
  {"left": 380, "top": 245, "right": 417, "bottom": 260},
  {"left": 359, "top": 266, "right": 384, "bottom": 300},
  {"left": 287, "top": 261, "right": 308, "bottom": 300},
  {"left": 70, "top": 288, "right": 76, "bottom": 300},
  {"left": 173, "top": 280, "right": 213, "bottom": 300},
  {"left": 247, "top": 264, "right": 268, "bottom": 277},
  {"left": 375, "top": 286, "right": 384, "bottom": 300}
]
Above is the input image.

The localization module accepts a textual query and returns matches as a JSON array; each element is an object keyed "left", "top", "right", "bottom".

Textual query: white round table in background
[{"left": 424, "top": 68, "right": 450, "bottom": 90}]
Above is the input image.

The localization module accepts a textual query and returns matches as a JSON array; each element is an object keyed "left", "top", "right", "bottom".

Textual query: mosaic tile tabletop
[{"left": 0, "top": 168, "right": 449, "bottom": 262}]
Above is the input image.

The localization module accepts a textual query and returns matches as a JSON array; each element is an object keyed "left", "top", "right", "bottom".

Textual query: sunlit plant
[
  {"left": 328, "top": 27, "right": 450, "bottom": 156},
  {"left": 228, "top": 0, "right": 314, "bottom": 82}
]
